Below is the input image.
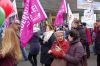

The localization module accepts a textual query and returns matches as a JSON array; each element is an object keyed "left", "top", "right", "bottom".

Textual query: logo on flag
[{"left": 29, "top": 0, "right": 47, "bottom": 24}]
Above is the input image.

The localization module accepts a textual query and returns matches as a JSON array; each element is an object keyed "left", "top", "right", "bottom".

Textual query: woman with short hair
[{"left": 63, "top": 30, "right": 86, "bottom": 66}]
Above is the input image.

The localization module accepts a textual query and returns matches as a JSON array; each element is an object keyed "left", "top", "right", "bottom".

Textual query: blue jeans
[
  {"left": 93, "top": 43, "right": 96, "bottom": 54},
  {"left": 21, "top": 48, "right": 28, "bottom": 61}
]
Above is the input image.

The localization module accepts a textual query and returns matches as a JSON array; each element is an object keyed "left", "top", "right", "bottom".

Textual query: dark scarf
[{"left": 70, "top": 39, "right": 80, "bottom": 45}]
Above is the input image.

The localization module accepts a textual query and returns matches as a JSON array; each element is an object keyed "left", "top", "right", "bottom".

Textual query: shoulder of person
[{"left": 75, "top": 41, "right": 83, "bottom": 48}]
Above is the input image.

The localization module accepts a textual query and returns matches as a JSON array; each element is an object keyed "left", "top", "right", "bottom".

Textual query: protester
[
  {"left": 28, "top": 26, "right": 41, "bottom": 66},
  {"left": 9, "top": 22, "right": 28, "bottom": 61},
  {"left": 92, "top": 23, "right": 98, "bottom": 54},
  {"left": 82, "top": 22, "right": 91, "bottom": 58},
  {"left": 48, "top": 31, "right": 69, "bottom": 66},
  {"left": 71, "top": 19, "right": 90, "bottom": 58},
  {"left": 95, "top": 18, "right": 100, "bottom": 66},
  {"left": 40, "top": 24, "right": 56, "bottom": 66},
  {"left": 63, "top": 30, "right": 85, "bottom": 66},
  {"left": 63, "top": 25, "right": 69, "bottom": 39},
  {"left": 0, "top": 27, "right": 22, "bottom": 66}
]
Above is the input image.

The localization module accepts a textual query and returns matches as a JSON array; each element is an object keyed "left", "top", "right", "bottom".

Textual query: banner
[
  {"left": 83, "top": 8, "right": 96, "bottom": 28},
  {"left": 54, "top": 0, "right": 67, "bottom": 26},
  {"left": 77, "top": 0, "right": 100, "bottom": 10},
  {"left": 67, "top": 4, "right": 74, "bottom": 30},
  {"left": 20, "top": 0, "right": 47, "bottom": 48}
]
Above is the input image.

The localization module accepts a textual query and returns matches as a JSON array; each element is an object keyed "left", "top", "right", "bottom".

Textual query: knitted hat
[{"left": 55, "top": 31, "right": 64, "bottom": 37}]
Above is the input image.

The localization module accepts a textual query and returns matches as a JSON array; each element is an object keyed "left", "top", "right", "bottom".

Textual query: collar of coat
[{"left": 70, "top": 39, "right": 80, "bottom": 45}]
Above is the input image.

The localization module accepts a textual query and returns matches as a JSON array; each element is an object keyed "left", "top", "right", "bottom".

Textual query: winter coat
[
  {"left": 40, "top": 31, "right": 56, "bottom": 65},
  {"left": 64, "top": 39, "right": 85, "bottom": 66},
  {"left": 85, "top": 28, "right": 91, "bottom": 45},
  {"left": 0, "top": 54, "right": 15, "bottom": 66},
  {"left": 95, "top": 27, "right": 100, "bottom": 54},
  {"left": 28, "top": 32, "right": 40, "bottom": 55},
  {"left": 50, "top": 39, "right": 69, "bottom": 58},
  {"left": 93, "top": 27, "right": 97, "bottom": 41}
]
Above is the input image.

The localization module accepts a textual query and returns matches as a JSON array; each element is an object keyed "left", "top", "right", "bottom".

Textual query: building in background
[{"left": 12, "top": 0, "right": 100, "bottom": 22}]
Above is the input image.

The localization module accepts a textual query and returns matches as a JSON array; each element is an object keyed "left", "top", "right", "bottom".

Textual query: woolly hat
[{"left": 55, "top": 31, "right": 64, "bottom": 37}]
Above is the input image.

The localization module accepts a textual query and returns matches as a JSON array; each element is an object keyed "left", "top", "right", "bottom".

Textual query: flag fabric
[
  {"left": 24, "top": 0, "right": 26, "bottom": 4},
  {"left": 29, "top": 0, "right": 47, "bottom": 24},
  {"left": 4, "top": 17, "right": 9, "bottom": 27},
  {"left": 12, "top": 0, "right": 17, "bottom": 15},
  {"left": 3, "top": 0, "right": 18, "bottom": 26},
  {"left": 67, "top": 3, "right": 74, "bottom": 30},
  {"left": 12, "top": 15, "right": 17, "bottom": 23},
  {"left": 8, "top": 0, "right": 18, "bottom": 23},
  {"left": 54, "top": 0, "right": 67, "bottom": 26},
  {"left": 9, "top": 0, "right": 18, "bottom": 17},
  {"left": 20, "top": 0, "right": 47, "bottom": 48}
]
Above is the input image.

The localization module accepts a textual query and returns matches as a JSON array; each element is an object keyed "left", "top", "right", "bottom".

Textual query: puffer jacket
[{"left": 64, "top": 39, "right": 85, "bottom": 66}]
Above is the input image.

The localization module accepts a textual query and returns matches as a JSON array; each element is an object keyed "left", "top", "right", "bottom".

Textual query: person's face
[
  {"left": 68, "top": 35, "right": 73, "bottom": 42},
  {"left": 96, "top": 22, "right": 100, "bottom": 27},
  {"left": 16, "top": 23, "right": 20, "bottom": 30},
  {"left": 56, "top": 33, "right": 64, "bottom": 41},
  {"left": 72, "top": 22, "right": 77, "bottom": 28}
]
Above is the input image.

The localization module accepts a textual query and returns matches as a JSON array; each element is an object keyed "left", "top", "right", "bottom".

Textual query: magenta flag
[
  {"left": 24, "top": 0, "right": 26, "bottom": 3},
  {"left": 4, "top": 17, "right": 9, "bottom": 27},
  {"left": 54, "top": 0, "right": 67, "bottom": 26},
  {"left": 29, "top": 0, "right": 47, "bottom": 24},
  {"left": 20, "top": 0, "right": 47, "bottom": 48}
]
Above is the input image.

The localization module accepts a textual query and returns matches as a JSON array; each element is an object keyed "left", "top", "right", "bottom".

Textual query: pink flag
[
  {"left": 24, "top": 0, "right": 26, "bottom": 3},
  {"left": 54, "top": 0, "right": 67, "bottom": 26},
  {"left": 4, "top": 17, "right": 9, "bottom": 27},
  {"left": 20, "top": 0, "right": 47, "bottom": 48},
  {"left": 29, "top": 0, "right": 47, "bottom": 24},
  {"left": 23, "top": 0, "right": 26, "bottom": 8}
]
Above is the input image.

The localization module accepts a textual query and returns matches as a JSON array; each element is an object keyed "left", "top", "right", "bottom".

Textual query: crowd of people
[{"left": 0, "top": 18, "right": 100, "bottom": 66}]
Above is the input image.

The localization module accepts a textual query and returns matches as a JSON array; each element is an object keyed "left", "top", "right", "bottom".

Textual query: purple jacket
[
  {"left": 28, "top": 32, "right": 40, "bottom": 55},
  {"left": 64, "top": 40, "right": 85, "bottom": 66}
]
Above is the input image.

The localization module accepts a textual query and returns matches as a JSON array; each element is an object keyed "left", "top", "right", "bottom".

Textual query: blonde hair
[{"left": 1, "top": 28, "right": 22, "bottom": 62}]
